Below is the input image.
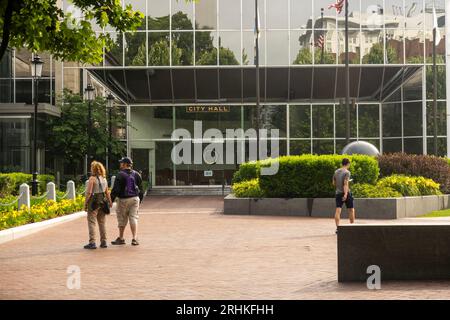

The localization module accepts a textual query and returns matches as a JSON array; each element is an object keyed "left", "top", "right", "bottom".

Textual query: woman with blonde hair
[{"left": 84, "top": 161, "right": 112, "bottom": 249}]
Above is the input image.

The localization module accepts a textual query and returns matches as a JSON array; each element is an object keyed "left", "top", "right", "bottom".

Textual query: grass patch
[{"left": 419, "top": 209, "right": 450, "bottom": 218}]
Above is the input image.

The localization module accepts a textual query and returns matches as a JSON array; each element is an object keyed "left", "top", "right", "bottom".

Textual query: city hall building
[{"left": 0, "top": 0, "right": 449, "bottom": 187}]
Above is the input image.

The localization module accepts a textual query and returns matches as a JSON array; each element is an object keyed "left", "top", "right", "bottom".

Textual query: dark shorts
[{"left": 335, "top": 192, "right": 354, "bottom": 209}]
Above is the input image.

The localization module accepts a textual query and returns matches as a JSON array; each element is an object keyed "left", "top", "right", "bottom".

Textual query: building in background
[{"left": 0, "top": 0, "right": 448, "bottom": 187}]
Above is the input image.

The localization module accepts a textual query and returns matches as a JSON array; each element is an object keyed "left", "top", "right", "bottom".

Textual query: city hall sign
[{"left": 186, "top": 106, "right": 231, "bottom": 113}]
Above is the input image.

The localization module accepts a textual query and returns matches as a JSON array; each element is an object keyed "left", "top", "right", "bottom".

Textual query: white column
[{"left": 446, "top": 0, "right": 450, "bottom": 157}]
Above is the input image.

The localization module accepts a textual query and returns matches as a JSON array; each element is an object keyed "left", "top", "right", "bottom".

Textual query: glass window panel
[
  {"left": 14, "top": 48, "right": 32, "bottom": 77},
  {"left": 266, "top": 0, "right": 288, "bottom": 29},
  {"left": 382, "top": 138, "right": 402, "bottom": 153},
  {"left": 15, "top": 79, "right": 32, "bottom": 104},
  {"left": 358, "top": 104, "right": 380, "bottom": 138},
  {"left": 171, "top": 0, "right": 193, "bottom": 30},
  {"left": 291, "top": 30, "right": 313, "bottom": 65},
  {"left": 176, "top": 105, "right": 242, "bottom": 136},
  {"left": 312, "top": 68, "right": 336, "bottom": 99},
  {"left": 290, "top": 140, "right": 311, "bottom": 155},
  {"left": 124, "top": 70, "right": 150, "bottom": 103},
  {"left": 427, "top": 137, "right": 447, "bottom": 157},
  {"left": 336, "top": 67, "right": 360, "bottom": 98},
  {"left": 384, "top": 0, "right": 405, "bottom": 23},
  {"left": 382, "top": 103, "right": 402, "bottom": 137},
  {"left": 171, "top": 32, "right": 194, "bottom": 66},
  {"left": 196, "top": 68, "right": 218, "bottom": 100},
  {"left": 105, "top": 32, "right": 123, "bottom": 66},
  {"left": 425, "top": 37, "right": 446, "bottom": 63},
  {"left": 155, "top": 141, "right": 175, "bottom": 186},
  {"left": 0, "top": 49, "right": 12, "bottom": 78},
  {"left": 403, "top": 102, "right": 422, "bottom": 137},
  {"left": 0, "top": 79, "right": 13, "bottom": 102},
  {"left": 242, "top": 68, "right": 265, "bottom": 102},
  {"left": 427, "top": 101, "right": 447, "bottom": 136},
  {"left": 148, "top": 0, "right": 169, "bottom": 28},
  {"left": 315, "top": 31, "right": 338, "bottom": 64},
  {"left": 312, "top": 105, "right": 333, "bottom": 138},
  {"left": 148, "top": 69, "right": 172, "bottom": 102},
  {"left": 148, "top": 32, "right": 171, "bottom": 66},
  {"left": 219, "top": 69, "right": 242, "bottom": 102},
  {"left": 265, "top": 68, "right": 289, "bottom": 101},
  {"left": 359, "top": 67, "right": 383, "bottom": 99},
  {"left": 290, "top": 105, "right": 311, "bottom": 138},
  {"left": 172, "top": 69, "right": 196, "bottom": 102},
  {"left": 266, "top": 31, "right": 289, "bottom": 65},
  {"left": 195, "top": 0, "right": 217, "bottom": 30},
  {"left": 403, "top": 69, "right": 423, "bottom": 101},
  {"left": 386, "top": 28, "right": 404, "bottom": 64},
  {"left": 242, "top": 31, "right": 266, "bottom": 66},
  {"left": 404, "top": 138, "right": 423, "bottom": 154},
  {"left": 196, "top": 31, "right": 218, "bottom": 66},
  {"left": 218, "top": 31, "right": 242, "bottom": 65},
  {"left": 219, "top": 0, "right": 240, "bottom": 30},
  {"left": 313, "top": 140, "right": 334, "bottom": 155},
  {"left": 361, "top": 0, "right": 384, "bottom": 29},
  {"left": 425, "top": 65, "right": 446, "bottom": 100},
  {"left": 405, "top": 29, "right": 424, "bottom": 63},
  {"left": 336, "top": 103, "right": 357, "bottom": 138},
  {"left": 289, "top": 68, "right": 313, "bottom": 100},
  {"left": 130, "top": 106, "right": 173, "bottom": 140},
  {"left": 290, "top": 0, "right": 312, "bottom": 29},
  {"left": 425, "top": 0, "right": 444, "bottom": 29},
  {"left": 361, "top": 29, "right": 384, "bottom": 64},
  {"left": 125, "top": 32, "right": 146, "bottom": 66},
  {"left": 243, "top": 105, "right": 287, "bottom": 138},
  {"left": 242, "top": 0, "right": 265, "bottom": 30}
]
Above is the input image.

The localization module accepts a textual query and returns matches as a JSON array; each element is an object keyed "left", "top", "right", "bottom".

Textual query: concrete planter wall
[{"left": 223, "top": 194, "right": 450, "bottom": 219}]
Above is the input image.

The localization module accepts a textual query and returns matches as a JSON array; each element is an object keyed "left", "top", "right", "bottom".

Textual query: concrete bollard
[
  {"left": 47, "top": 182, "right": 56, "bottom": 202},
  {"left": 111, "top": 176, "right": 116, "bottom": 190},
  {"left": 18, "top": 183, "right": 30, "bottom": 209},
  {"left": 67, "top": 180, "right": 76, "bottom": 200}
]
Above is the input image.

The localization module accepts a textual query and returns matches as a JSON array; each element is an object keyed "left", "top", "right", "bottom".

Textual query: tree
[
  {"left": 147, "top": 39, "right": 182, "bottom": 66},
  {"left": 197, "top": 47, "right": 239, "bottom": 65},
  {"left": 0, "top": 0, "right": 144, "bottom": 64},
  {"left": 362, "top": 43, "right": 398, "bottom": 64},
  {"left": 293, "top": 47, "right": 335, "bottom": 65},
  {"left": 46, "top": 90, "right": 127, "bottom": 177}
]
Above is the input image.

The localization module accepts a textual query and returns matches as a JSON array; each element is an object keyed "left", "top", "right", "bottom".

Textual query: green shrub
[
  {"left": 233, "top": 154, "right": 379, "bottom": 198},
  {"left": 352, "top": 183, "right": 402, "bottom": 198},
  {"left": 378, "top": 153, "right": 450, "bottom": 194},
  {"left": 232, "top": 179, "right": 264, "bottom": 198},
  {"left": 232, "top": 161, "right": 260, "bottom": 184},
  {"left": 377, "top": 175, "right": 441, "bottom": 197},
  {"left": 0, "top": 173, "right": 54, "bottom": 196}
]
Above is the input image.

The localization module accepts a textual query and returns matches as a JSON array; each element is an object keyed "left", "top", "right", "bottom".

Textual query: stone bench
[{"left": 337, "top": 221, "right": 450, "bottom": 282}]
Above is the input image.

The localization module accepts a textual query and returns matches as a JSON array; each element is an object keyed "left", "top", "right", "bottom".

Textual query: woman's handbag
[{"left": 89, "top": 176, "right": 111, "bottom": 214}]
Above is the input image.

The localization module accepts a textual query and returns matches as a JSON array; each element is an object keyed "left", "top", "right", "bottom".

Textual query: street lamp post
[
  {"left": 30, "top": 55, "right": 43, "bottom": 196},
  {"left": 85, "top": 84, "right": 95, "bottom": 175},
  {"left": 106, "top": 93, "right": 114, "bottom": 174}
]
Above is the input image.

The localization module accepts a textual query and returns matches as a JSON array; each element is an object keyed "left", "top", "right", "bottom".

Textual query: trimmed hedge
[
  {"left": 0, "top": 173, "right": 54, "bottom": 197},
  {"left": 233, "top": 155, "right": 379, "bottom": 198},
  {"left": 232, "top": 178, "right": 265, "bottom": 198},
  {"left": 378, "top": 153, "right": 450, "bottom": 194}
]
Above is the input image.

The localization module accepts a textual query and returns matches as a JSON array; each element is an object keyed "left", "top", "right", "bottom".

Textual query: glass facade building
[{"left": 0, "top": 0, "right": 448, "bottom": 185}]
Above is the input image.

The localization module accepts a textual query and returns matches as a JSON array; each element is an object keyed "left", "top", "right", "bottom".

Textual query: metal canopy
[{"left": 87, "top": 65, "right": 422, "bottom": 105}]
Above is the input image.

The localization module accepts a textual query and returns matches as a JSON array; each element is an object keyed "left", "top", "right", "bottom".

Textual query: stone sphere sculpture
[{"left": 341, "top": 141, "right": 380, "bottom": 156}]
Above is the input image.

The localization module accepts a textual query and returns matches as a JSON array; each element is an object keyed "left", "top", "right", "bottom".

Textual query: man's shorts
[
  {"left": 116, "top": 197, "right": 140, "bottom": 227},
  {"left": 335, "top": 192, "right": 354, "bottom": 209}
]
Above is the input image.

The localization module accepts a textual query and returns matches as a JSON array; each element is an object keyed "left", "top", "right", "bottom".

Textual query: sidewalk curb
[{"left": 0, "top": 211, "right": 87, "bottom": 245}]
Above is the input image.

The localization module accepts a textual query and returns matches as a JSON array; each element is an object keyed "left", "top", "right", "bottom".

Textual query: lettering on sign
[{"left": 186, "top": 106, "right": 231, "bottom": 113}]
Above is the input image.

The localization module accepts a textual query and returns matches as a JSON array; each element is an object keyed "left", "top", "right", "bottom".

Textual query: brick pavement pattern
[{"left": 1, "top": 196, "right": 449, "bottom": 300}]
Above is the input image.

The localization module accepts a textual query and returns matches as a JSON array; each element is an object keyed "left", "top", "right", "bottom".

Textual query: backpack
[{"left": 120, "top": 170, "right": 139, "bottom": 197}]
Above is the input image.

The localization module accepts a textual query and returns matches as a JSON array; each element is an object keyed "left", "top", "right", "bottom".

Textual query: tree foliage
[
  {"left": 0, "top": 0, "right": 144, "bottom": 63},
  {"left": 46, "top": 90, "right": 127, "bottom": 175},
  {"left": 293, "top": 47, "right": 335, "bottom": 65}
]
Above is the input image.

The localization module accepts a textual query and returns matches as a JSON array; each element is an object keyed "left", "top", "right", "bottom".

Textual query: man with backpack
[{"left": 111, "top": 157, "right": 144, "bottom": 246}]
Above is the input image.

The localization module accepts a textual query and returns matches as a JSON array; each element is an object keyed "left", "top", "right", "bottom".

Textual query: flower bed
[{"left": 0, "top": 196, "right": 84, "bottom": 231}]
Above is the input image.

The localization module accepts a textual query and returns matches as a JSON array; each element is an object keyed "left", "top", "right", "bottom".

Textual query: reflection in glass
[
  {"left": 218, "top": 0, "right": 240, "bottom": 30},
  {"left": 171, "top": 0, "right": 193, "bottom": 30},
  {"left": 290, "top": 0, "right": 312, "bottom": 29},
  {"left": 266, "top": 31, "right": 289, "bottom": 66},
  {"left": 427, "top": 101, "right": 447, "bottom": 136},
  {"left": 266, "top": 0, "right": 288, "bottom": 29},
  {"left": 382, "top": 103, "right": 402, "bottom": 137},
  {"left": 358, "top": 104, "right": 380, "bottom": 138},
  {"left": 148, "top": 32, "right": 171, "bottom": 66},
  {"left": 125, "top": 32, "right": 146, "bottom": 66},
  {"left": 402, "top": 102, "right": 422, "bottom": 136},
  {"left": 336, "top": 103, "right": 357, "bottom": 138},
  {"left": 312, "top": 105, "right": 333, "bottom": 138},
  {"left": 172, "top": 32, "right": 194, "bottom": 66},
  {"left": 290, "top": 105, "right": 311, "bottom": 138},
  {"left": 196, "top": 31, "right": 218, "bottom": 66},
  {"left": 195, "top": 0, "right": 217, "bottom": 30},
  {"left": 290, "top": 140, "right": 311, "bottom": 155}
]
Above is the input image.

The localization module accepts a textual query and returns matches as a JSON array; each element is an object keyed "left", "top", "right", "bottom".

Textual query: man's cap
[{"left": 119, "top": 157, "right": 133, "bottom": 165}]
